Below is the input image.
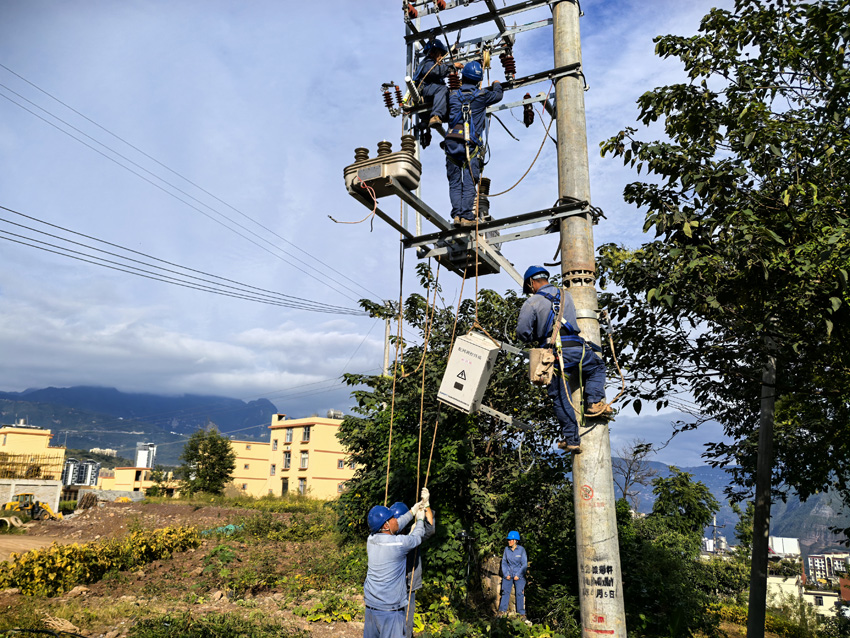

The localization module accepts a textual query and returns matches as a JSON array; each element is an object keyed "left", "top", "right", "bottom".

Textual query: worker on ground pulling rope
[
  {"left": 444, "top": 60, "right": 503, "bottom": 228},
  {"left": 498, "top": 530, "right": 528, "bottom": 619},
  {"left": 390, "top": 489, "right": 435, "bottom": 637},
  {"left": 413, "top": 39, "right": 464, "bottom": 129},
  {"left": 363, "top": 489, "right": 431, "bottom": 638},
  {"left": 516, "top": 266, "right": 612, "bottom": 454}
]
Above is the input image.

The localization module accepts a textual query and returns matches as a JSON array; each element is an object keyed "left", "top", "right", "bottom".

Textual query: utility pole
[{"left": 553, "top": 1, "right": 627, "bottom": 635}]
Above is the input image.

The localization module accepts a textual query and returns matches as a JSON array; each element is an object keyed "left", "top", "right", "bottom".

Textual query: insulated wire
[
  {"left": 0, "top": 207, "right": 363, "bottom": 315},
  {"left": 0, "top": 87, "right": 367, "bottom": 304},
  {"left": 0, "top": 64, "right": 382, "bottom": 300}
]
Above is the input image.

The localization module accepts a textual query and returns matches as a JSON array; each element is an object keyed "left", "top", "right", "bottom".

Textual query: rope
[
  {"left": 329, "top": 178, "right": 377, "bottom": 227},
  {"left": 401, "top": 264, "right": 441, "bottom": 379}
]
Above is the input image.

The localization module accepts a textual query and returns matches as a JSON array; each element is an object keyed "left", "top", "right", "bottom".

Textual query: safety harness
[
  {"left": 445, "top": 87, "right": 483, "bottom": 162},
  {"left": 536, "top": 290, "right": 602, "bottom": 353}
]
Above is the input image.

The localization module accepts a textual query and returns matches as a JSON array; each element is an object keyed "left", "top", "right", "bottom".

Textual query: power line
[
  {"left": 0, "top": 85, "right": 372, "bottom": 304},
  {"left": 0, "top": 206, "right": 365, "bottom": 315}
]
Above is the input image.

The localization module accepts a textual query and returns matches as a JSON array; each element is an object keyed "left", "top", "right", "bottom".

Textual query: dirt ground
[{"left": 1, "top": 502, "right": 365, "bottom": 638}]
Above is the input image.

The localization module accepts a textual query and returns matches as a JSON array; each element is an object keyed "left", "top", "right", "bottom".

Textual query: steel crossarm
[
  {"left": 405, "top": 0, "right": 555, "bottom": 44},
  {"left": 384, "top": 179, "right": 454, "bottom": 232},
  {"left": 487, "top": 91, "right": 555, "bottom": 115},
  {"left": 479, "top": 404, "right": 534, "bottom": 430},
  {"left": 349, "top": 191, "right": 416, "bottom": 240}
]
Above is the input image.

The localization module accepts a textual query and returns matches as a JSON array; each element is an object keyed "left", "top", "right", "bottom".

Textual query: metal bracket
[
  {"left": 479, "top": 404, "right": 535, "bottom": 431},
  {"left": 575, "top": 309, "right": 599, "bottom": 320},
  {"left": 406, "top": 0, "right": 555, "bottom": 43}
]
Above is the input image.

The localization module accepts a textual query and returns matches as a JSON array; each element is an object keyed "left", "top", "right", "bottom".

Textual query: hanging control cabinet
[{"left": 437, "top": 331, "right": 501, "bottom": 413}]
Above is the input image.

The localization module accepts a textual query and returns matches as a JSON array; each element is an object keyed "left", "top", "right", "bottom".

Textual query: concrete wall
[{"left": 0, "top": 479, "right": 62, "bottom": 511}]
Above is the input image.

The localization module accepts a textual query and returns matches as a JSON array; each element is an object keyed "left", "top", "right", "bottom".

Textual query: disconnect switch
[{"left": 437, "top": 331, "right": 501, "bottom": 413}]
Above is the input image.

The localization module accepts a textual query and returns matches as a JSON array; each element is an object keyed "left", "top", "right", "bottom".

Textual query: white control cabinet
[{"left": 437, "top": 331, "right": 501, "bottom": 413}]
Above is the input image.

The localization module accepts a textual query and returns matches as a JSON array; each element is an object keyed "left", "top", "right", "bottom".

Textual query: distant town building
[
  {"left": 808, "top": 552, "right": 850, "bottom": 581},
  {"left": 702, "top": 537, "right": 730, "bottom": 553},
  {"left": 89, "top": 447, "right": 117, "bottom": 457},
  {"left": 769, "top": 536, "right": 801, "bottom": 557},
  {"left": 61, "top": 458, "right": 101, "bottom": 486},
  {"left": 0, "top": 419, "right": 65, "bottom": 480},
  {"left": 134, "top": 442, "right": 157, "bottom": 468}
]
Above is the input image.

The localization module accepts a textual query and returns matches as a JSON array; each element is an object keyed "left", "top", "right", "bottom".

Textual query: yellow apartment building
[
  {"left": 0, "top": 420, "right": 65, "bottom": 480},
  {"left": 97, "top": 467, "right": 179, "bottom": 495},
  {"left": 228, "top": 440, "right": 272, "bottom": 497},
  {"left": 268, "top": 415, "right": 355, "bottom": 499}
]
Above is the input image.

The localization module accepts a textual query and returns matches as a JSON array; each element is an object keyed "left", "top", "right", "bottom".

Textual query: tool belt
[{"left": 528, "top": 286, "right": 568, "bottom": 386}]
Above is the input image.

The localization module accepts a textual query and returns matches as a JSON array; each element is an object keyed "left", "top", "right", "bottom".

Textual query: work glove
[
  {"left": 415, "top": 503, "right": 426, "bottom": 522},
  {"left": 420, "top": 487, "right": 430, "bottom": 508},
  {"left": 409, "top": 501, "right": 422, "bottom": 517}
]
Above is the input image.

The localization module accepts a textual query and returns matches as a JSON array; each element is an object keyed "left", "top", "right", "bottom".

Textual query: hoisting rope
[
  {"left": 401, "top": 263, "right": 441, "bottom": 380},
  {"left": 329, "top": 177, "right": 379, "bottom": 228}
]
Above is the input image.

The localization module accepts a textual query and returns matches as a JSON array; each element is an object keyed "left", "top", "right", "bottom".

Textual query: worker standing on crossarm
[
  {"left": 390, "top": 488, "right": 435, "bottom": 637},
  {"left": 444, "top": 61, "right": 503, "bottom": 227},
  {"left": 498, "top": 530, "right": 528, "bottom": 618},
  {"left": 413, "top": 39, "right": 464, "bottom": 128},
  {"left": 516, "top": 266, "right": 611, "bottom": 453},
  {"left": 363, "top": 496, "right": 428, "bottom": 637}
]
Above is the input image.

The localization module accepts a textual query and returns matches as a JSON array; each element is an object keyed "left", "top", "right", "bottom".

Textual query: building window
[
  {"left": 300, "top": 451, "right": 309, "bottom": 469},
  {"left": 1, "top": 434, "right": 5, "bottom": 446},
  {"left": 349, "top": 461, "right": 357, "bottom": 469},
  {"left": 302, "top": 426, "right": 311, "bottom": 442},
  {"left": 242, "top": 483, "right": 248, "bottom": 490},
  {"left": 338, "top": 482, "right": 345, "bottom": 493},
  {"left": 285, "top": 429, "right": 293, "bottom": 443},
  {"left": 281, "top": 477, "right": 289, "bottom": 493},
  {"left": 246, "top": 444, "right": 251, "bottom": 450},
  {"left": 338, "top": 459, "right": 345, "bottom": 469},
  {"left": 815, "top": 596, "right": 824, "bottom": 606},
  {"left": 272, "top": 439, "right": 278, "bottom": 451},
  {"left": 299, "top": 478, "right": 307, "bottom": 495},
  {"left": 244, "top": 463, "right": 250, "bottom": 470},
  {"left": 270, "top": 464, "right": 276, "bottom": 476},
  {"left": 283, "top": 451, "right": 291, "bottom": 469}
]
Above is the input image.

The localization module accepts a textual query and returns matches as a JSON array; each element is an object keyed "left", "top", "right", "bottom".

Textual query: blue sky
[{"left": 0, "top": 0, "right": 732, "bottom": 465}]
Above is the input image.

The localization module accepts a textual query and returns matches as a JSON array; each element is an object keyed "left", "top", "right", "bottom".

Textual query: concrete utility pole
[{"left": 553, "top": 1, "right": 627, "bottom": 636}]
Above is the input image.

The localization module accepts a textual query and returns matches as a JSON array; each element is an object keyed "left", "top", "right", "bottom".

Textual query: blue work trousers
[
  {"left": 404, "top": 590, "right": 416, "bottom": 637},
  {"left": 446, "top": 154, "right": 481, "bottom": 221},
  {"left": 547, "top": 345, "right": 607, "bottom": 445},
  {"left": 499, "top": 577, "right": 526, "bottom": 614},
  {"left": 421, "top": 83, "right": 448, "bottom": 120},
  {"left": 364, "top": 606, "right": 406, "bottom": 638}
]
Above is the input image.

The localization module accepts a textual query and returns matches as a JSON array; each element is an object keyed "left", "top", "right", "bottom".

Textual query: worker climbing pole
[{"left": 340, "top": 1, "right": 626, "bottom": 635}]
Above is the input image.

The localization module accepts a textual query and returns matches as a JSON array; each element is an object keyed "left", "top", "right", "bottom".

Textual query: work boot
[
  {"left": 587, "top": 400, "right": 613, "bottom": 417},
  {"left": 455, "top": 217, "right": 477, "bottom": 227},
  {"left": 558, "top": 441, "right": 581, "bottom": 454},
  {"left": 429, "top": 115, "right": 443, "bottom": 128}
]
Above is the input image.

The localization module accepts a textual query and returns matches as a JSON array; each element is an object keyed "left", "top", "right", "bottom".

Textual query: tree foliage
[
  {"left": 597, "top": 0, "right": 850, "bottom": 531},
  {"left": 650, "top": 467, "right": 720, "bottom": 536},
  {"left": 179, "top": 427, "right": 236, "bottom": 495}
]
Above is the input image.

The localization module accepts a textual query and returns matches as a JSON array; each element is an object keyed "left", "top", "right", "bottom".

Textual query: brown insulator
[
  {"left": 479, "top": 176, "right": 491, "bottom": 197},
  {"left": 500, "top": 52, "right": 516, "bottom": 80},
  {"left": 448, "top": 70, "right": 461, "bottom": 90},
  {"left": 400, "top": 135, "right": 417, "bottom": 156},
  {"left": 419, "top": 126, "right": 432, "bottom": 150},
  {"left": 406, "top": 4, "right": 418, "bottom": 19},
  {"left": 354, "top": 147, "right": 369, "bottom": 162},
  {"left": 523, "top": 93, "right": 534, "bottom": 128},
  {"left": 383, "top": 90, "right": 394, "bottom": 110},
  {"left": 377, "top": 140, "right": 393, "bottom": 156},
  {"left": 435, "top": 0, "right": 446, "bottom": 9},
  {"left": 394, "top": 85, "right": 403, "bottom": 106}
]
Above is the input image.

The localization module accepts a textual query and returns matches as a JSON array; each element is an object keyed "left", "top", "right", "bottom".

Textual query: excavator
[{"left": 2, "top": 493, "right": 63, "bottom": 520}]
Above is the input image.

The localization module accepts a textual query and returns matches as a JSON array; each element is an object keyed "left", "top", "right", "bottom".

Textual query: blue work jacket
[
  {"left": 444, "top": 81, "right": 503, "bottom": 157},
  {"left": 364, "top": 520, "right": 425, "bottom": 610},
  {"left": 516, "top": 283, "right": 579, "bottom": 346},
  {"left": 501, "top": 544, "right": 528, "bottom": 579},
  {"left": 414, "top": 59, "right": 451, "bottom": 85}
]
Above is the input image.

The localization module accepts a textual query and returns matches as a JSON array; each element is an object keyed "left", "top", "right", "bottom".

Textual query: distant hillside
[
  {"left": 0, "top": 386, "right": 279, "bottom": 465},
  {"left": 616, "top": 460, "right": 849, "bottom": 554}
]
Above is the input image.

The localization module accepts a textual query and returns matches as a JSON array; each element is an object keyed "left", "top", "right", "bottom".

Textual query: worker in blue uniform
[
  {"left": 444, "top": 60, "right": 503, "bottom": 227},
  {"left": 516, "top": 266, "right": 611, "bottom": 453},
  {"left": 363, "top": 494, "right": 429, "bottom": 638},
  {"left": 498, "top": 530, "right": 528, "bottom": 617},
  {"left": 413, "top": 39, "right": 463, "bottom": 128},
  {"left": 390, "top": 488, "right": 435, "bottom": 637}
]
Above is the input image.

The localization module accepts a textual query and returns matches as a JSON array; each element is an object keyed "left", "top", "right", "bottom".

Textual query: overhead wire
[
  {"left": 0, "top": 207, "right": 365, "bottom": 315},
  {"left": 0, "top": 86, "right": 368, "bottom": 304},
  {"left": 0, "top": 65, "right": 382, "bottom": 301}
]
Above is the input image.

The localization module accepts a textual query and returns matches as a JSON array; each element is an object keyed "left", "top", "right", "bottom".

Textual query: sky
[{"left": 0, "top": 0, "right": 732, "bottom": 466}]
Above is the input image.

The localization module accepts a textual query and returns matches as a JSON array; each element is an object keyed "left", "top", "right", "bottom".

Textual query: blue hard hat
[
  {"left": 461, "top": 61, "right": 484, "bottom": 83},
  {"left": 423, "top": 39, "right": 448, "bottom": 55},
  {"left": 507, "top": 530, "right": 521, "bottom": 541},
  {"left": 367, "top": 505, "right": 394, "bottom": 532},
  {"left": 522, "top": 265, "right": 550, "bottom": 294},
  {"left": 389, "top": 502, "right": 409, "bottom": 519}
]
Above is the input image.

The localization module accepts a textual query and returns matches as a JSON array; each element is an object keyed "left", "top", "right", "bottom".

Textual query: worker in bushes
[
  {"left": 498, "top": 530, "right": 528, "bottom": 618},
  {"left": 363, "top": 488, "right": 430, "bottom": 637},
  {"left": 390, "top": 488, "right": 435, "bottom": 637}
]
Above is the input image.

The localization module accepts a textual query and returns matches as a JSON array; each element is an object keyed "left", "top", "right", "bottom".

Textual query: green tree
[
  {"left": 731, "top": 500, "right": 755, "bottom": 559},
  {"left": 650, "top": 467, "right": 719, "bottom": 537},
  {"left": 179, "top": 427, "right": 236, "bottom": 495},
  {"left": 598, "top": 0, "right": 850, "bottom": 634}
]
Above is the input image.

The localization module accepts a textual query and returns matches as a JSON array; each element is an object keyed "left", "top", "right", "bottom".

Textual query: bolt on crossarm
[{"left": 552, "top": 1, "right": 627, "bottom": 635}]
